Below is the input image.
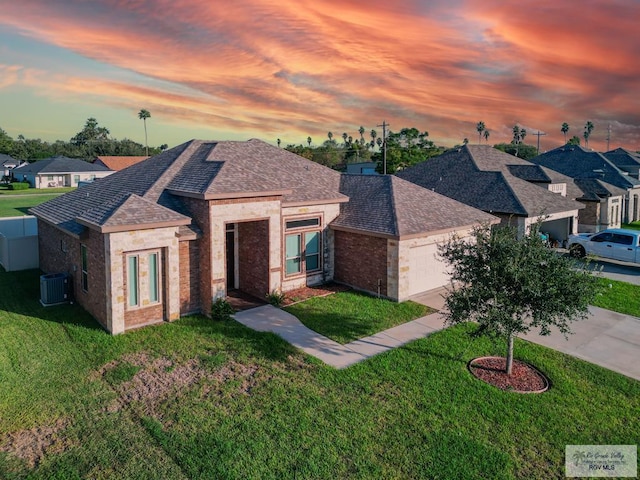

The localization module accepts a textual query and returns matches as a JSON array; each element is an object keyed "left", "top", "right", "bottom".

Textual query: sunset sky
[{"left": 1, "top": 0, "right": 639, "bottom": 152}]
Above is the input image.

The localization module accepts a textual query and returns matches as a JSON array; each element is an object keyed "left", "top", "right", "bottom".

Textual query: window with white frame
[
  {"left": 126, "top": 251, "right": 161, "bottom": 308},
  {"left": 284, "top": 218, "right": 321, "bottom": 276}
]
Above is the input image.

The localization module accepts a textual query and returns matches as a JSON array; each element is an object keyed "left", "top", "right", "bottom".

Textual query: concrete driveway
[{"left": 412, "top": 287, "right": 640, "bottom": 381}]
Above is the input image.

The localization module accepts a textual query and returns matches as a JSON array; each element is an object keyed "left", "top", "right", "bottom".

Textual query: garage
[{"left": 408, "top": 243, "right": 450, "bottom": 296}]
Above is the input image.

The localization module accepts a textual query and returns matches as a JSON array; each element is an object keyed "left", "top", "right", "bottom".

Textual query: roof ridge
[
  {"left": 388, "top": 176, "right": 400, "bottom": 236},
  {"left": 143, "top": 140, "right": 204, "bottom": 202},
  {"left": 497, "top": 171, "right": 528, "bottom": 215}
]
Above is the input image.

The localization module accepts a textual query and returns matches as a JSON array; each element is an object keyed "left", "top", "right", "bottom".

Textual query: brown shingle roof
[
  {"left": 31, "top": 139, "right": 348, "bottom": 235},
  {"left": 398, "top": 145, "right": 584, "bottom": 217},
  {"left": 332, "top": 175, "right": 498, "bottom": 238},
  {"left": 94, "top": 156, "right": 149, "bottom": 171}
]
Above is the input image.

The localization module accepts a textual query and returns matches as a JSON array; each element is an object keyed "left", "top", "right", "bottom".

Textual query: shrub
[
  {"left": 266, "top": 289, "right": 286, "bottom": 307},
  {"left": 211, "top": 298, "right": 235, "bottom": 320},
  {"left": 8, "top": 182, "right": 29, "bottom": 190}
]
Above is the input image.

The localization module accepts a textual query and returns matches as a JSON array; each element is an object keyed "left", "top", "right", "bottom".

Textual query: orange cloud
[{"left": 0, "top": 0, "right": 639, "bottom": 150}]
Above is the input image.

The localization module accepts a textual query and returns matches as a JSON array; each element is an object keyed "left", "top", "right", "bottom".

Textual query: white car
[{"left": 567, "top": 228, "right": 640, "bottom": 263}]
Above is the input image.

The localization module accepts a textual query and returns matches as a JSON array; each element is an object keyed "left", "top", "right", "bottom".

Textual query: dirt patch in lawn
[
  {"left": 0, "top": 418, "right": 70, "bottom": 468},
  {"left": 99, "top": 353, "right": 259, "bottom": 414}
]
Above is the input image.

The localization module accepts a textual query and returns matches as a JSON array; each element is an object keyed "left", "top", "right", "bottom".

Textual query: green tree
[
  {"left": 358, "top": 126, "right": 365, "bottom": 144},
  {"left": 476, "top": 121, "right": 485, "bottom": 145},
  {"left": 138, "top": 109, "right": 151, "bottom": 156},
  {"left": 583, "top": 121, "right": 594, "bottom": 149},
  {"left": 568, "top": 135, "right": 581, "bottom": 146},
  {"left": 438, "top": 223, "right": 599, "bottom": 376},
  {"left": 370, "top": 129, "right": 377, "bottom": 150},
  {"left": 373, "top": 127, "right": 441, "bottom": 173},
  {"left": 483, "top": 130, "right": 490, "bottom": 143},
  {"left": 307, "top": 136, "right": 312, "bottom": 147},
  {"left": 277, "top": 138, "right": 281, "bottom": 148},
  {"left": 561, "top": 123, "right": 569, "bottom": 144},
  {"left": 494, "top": 142, "right": 538, "bottom": 160},
  {"left": 342, "top": 132, "right": 348, "bottom": 146},
  {"left": 0, "top": 127, "right": 13, "bottom": 154},
  {"left": 71, "top": 117, "right": 110, "bottom": 146},
  {"left": 511, "top": 125, "right": 527, "bottom": 157},
  {"left": 327, "top": 131, "right": 333, "bottom": 142}
]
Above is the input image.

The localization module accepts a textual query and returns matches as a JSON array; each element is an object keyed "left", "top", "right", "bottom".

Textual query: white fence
[{"left": 0, "top": 216, "right": 39, "bottom": 271}]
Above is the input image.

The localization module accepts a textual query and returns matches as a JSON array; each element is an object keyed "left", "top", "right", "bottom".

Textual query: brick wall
[
  {"left": 181, "top": 197, "right": 212, "bottom": 315},
  {"left": 179, "top": 240, "right": 200, "bottom": 314},
  {"left": 238, "top": 220, "right": 269, "bottom": 298},
  {"left": 38, "top": 221, "right": 108, "bottom": 329},
  {"left": 333, "top": 229, "right": 387, "bottom": 297},
  {"left": 579, "top": 201, "right": 600, "bottom": 229}
]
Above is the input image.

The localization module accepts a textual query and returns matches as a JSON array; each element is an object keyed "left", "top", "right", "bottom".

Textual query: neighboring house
[
  {"left": 505, "top": 163, "right": 624, "bottom": 233},
  {"left": 31, "top": 139, "right": 495, "bottom": 334},
  {"left": 529, "top": 145, "right": 640, "bottom": 224},
  {"left": 345, "top": 162, "right": 378, "bottom": 175},
  {"left": 1, "top": 153, "right": 22, "bottom": 179},
  {"left": 603, "top": 147, "right": 640, "bottom": 180},
  {"left": 15, "top": 156, "right": 114, "bottom": 188},
  {"left": 397, "top": 145, "right": 585, "bottom": 243},
  {"left": 93, "top": 156, "right": 149, "bottom": 171}
]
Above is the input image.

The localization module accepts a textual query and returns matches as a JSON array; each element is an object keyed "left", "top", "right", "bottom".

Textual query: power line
[{"left": 532, "top": 130, "right": 547, "bottom": 155}]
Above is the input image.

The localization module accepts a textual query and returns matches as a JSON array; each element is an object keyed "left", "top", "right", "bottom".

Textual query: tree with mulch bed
[{"left": 439, "top": 222, "right": 601, "bottom": 391}]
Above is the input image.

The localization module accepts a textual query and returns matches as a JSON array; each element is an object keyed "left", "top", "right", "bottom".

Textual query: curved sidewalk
[
  {"left": 234, "top": 300, "right": 640, "bottom": 379},
  {"left": 233, "top": 305, "right": 447, "bottom": 369}
]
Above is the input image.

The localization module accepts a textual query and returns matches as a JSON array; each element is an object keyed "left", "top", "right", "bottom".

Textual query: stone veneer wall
[
  {"left": 579, "top": 201, "right": 600, "bottom": 232},
  {"left": 106, "top": 227, "right": 181, "bottom": 334},
  {"left": 209, "top": 197, "right": 283, "bottom": 302},
  {"left": 333, "top": 229, "right": 388, "bottom": 297}
]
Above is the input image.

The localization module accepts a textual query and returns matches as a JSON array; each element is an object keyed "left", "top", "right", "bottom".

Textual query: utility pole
[
  {"left": 606, "top": 123, "right": 611, "bottom": 152},
  {"left": 532, "top": 130, "right": 547, "bottom": 155},
  {"left": 377, "top": 120, "right": 389, "bottom": 174}
]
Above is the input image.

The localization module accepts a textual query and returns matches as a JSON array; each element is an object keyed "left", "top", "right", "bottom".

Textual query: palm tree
[
  {"left": 327, "top": 131, "right": 333, "bottom": 142},
  {"left": 370, "top": 129, "right": 377, "bottom": 145},
  {"left": 138, "top": 109, "right": 151, "bottom": 156},
  {"left": 358, "top": 126, "right": 365, "bottom": 143},
  {"left": 476, "top": 121, "right": 485, "bottom": 144},
  {"left": 561, "top": 123, "right": 569, "bottom": 144},
  {"left": 277, "top": 138, "right": 281, "bottom": 148},
  {"left": 483, "top": 130, "right": 490, "bottom": 143},
  {"left": 307, "top": 136, "right": 312, "bottom": 147},
  {"left": 584, "top": 121, "right": 594, "bottom": 148},
  {"left": 342, "top": 132, "right": 348, "bottom": 146},
  {"left": 463, "top": 138, "right": 469, "bottom": 145}
]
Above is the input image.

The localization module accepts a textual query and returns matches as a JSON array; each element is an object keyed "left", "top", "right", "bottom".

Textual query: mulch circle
[{"left": 468, "top": 356, "right": 549, "bottom": 393}]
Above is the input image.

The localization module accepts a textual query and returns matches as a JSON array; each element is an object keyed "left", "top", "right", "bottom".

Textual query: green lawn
[
  {"left": 592, "top": 277, "right": 640, "bottom": 317},
  {"left": 0, "top": 186, "right": 75, "bottom": 195},
  {"left": 284, "top": 291, "right": 433, "bottom": 344},
  {"left": 0, "top": 268, "right": 638, "bottom": 479},
  {"left": 622, "top": 221, "right": 640, "bottom": 231},
  {"left": 0, "top": 195, "right": 62, "bottom": 217}
]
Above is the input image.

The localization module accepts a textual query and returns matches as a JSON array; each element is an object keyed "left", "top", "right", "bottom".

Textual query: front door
[{"left": 226, "top": 224, "right": 235, "bottom": 289}]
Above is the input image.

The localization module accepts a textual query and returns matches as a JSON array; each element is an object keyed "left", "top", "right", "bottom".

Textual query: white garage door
[{"left": 408, "top": 243, "right": 450, "bottom": 296}]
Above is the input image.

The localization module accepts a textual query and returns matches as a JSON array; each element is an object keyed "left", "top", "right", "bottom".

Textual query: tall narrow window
[
  {"left": 81, "top": 244, "right": 88, "bottom": 291},
  {"left": 305, "top": 232, "right": 320, "bottom": 272},
  {"left": 285, "top": 234, "right": 301, "bottom": 275},
  {"left": 148, "top": 253, "right": 159, "bottom": 303},
  {"left": 128, "top": 256, "right": 139, "bottom": 307}
]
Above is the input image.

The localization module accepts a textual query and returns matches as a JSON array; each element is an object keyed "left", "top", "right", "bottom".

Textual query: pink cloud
[{"left": 0, "top": 0, "right": 639, "bottom": 150}]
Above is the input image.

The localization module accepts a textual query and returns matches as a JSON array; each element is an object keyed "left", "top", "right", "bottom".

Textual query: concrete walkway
[
  {"left": 234, "top": 288, "right": 640, "bottom": 380},
  {"left": 233, "top": 304, "right": 447, "bottom": 369}
]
